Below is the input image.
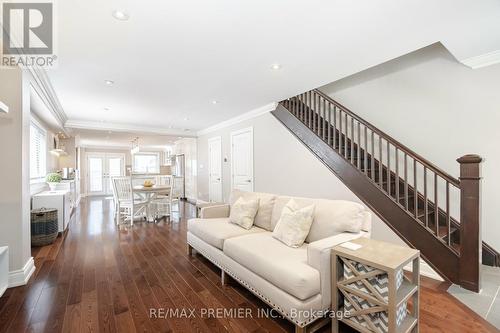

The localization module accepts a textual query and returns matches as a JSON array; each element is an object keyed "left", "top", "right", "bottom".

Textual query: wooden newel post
[{"left": 457, "top": 154, "right": 482, "bottom": 292}]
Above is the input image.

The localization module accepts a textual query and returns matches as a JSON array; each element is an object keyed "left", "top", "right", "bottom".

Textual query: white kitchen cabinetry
[
  {"left": 55, "top": 180, "right": 79, "bottom": 210},
  {"left": 32, "top": 191, "right": 71, "bottom": 233}
]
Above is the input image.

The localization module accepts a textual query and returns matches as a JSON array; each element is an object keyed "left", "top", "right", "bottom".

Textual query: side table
[{"left": 331, "top": 238, "right": 420, "bottom": 333}]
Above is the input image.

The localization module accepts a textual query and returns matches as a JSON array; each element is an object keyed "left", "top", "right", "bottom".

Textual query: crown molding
[
  {"left": 461, "top": 49, "right": 500, "bottom": 69},
  {"left": 197, "top": 102, "right": 277, "bottom": 136},
  {"left": 65, "top": 119, "right": 196, "bottom": 137},
  {"left": 27, "top": 67, "right": 68, "bottom": 132}
]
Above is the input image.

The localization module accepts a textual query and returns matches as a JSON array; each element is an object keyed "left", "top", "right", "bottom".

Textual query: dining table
[{"left": 133, "top": 185, "right": 171, "bottom": 222}]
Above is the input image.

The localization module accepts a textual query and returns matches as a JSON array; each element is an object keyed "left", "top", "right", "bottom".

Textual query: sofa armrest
[
  {"left": 307, "top": 231, "right": 369, "bottom": 308},
  {"left": 200, "top": 204, "right": 230, "bottom": 219}
]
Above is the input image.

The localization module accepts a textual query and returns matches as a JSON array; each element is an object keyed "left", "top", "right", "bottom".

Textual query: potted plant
[{"left": 46, "top": 173, "right": 62, "bottom": 191}]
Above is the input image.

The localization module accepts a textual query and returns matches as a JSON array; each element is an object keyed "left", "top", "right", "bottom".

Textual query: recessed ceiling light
[
  {"left": 112, "top": 10, "right": 130, "bottom": 21},
  {"left": 105, "top": 80, "right": 114, "bottom": 86},
  {"left": 178, "top": 136, "right": 182, "bottom": 139},
  {"left": 271, "top": 64, "right": 282, "bottom": 70},
  {"left": 183, "top": 117, "right": 189, "bottom": 121},
  {"left": 211, "top": 100, "right": 218, "bottom": 105}
]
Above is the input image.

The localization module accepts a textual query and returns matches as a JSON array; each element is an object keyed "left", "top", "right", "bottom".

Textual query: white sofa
[{"left": 187, "top": 190, "right": 371, "bottom": 332}]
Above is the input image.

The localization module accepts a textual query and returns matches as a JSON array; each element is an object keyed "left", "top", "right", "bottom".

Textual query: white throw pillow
[
  {"left": 272, "top": 199, "right": 315, "bottom": 248},
  {"left": 229, "top": 197, "right": 260, "bottom": 229}
]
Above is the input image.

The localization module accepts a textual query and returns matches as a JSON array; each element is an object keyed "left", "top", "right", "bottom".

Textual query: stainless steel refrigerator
[{"left": 170, "top": 154, "right": 186, "bottom": 199}]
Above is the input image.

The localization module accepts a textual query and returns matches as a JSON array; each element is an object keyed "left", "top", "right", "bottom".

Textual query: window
[
  {"left": 30, "top": 120, "right": 47, "bottom": 180},
  {"left": 133, "top": 152, "right": 160, "bottom": 174}
]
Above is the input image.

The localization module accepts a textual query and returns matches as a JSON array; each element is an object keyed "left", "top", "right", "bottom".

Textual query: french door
[{"left": 86, "top": 153, "right": 125, "bottom": 196}]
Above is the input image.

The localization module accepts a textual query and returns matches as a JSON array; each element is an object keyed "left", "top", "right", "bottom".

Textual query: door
[
  {"left": 86, "top": 153, "right": 125, "bottom": 196},
  {"left": 106, "top": 153, "right": 125, "bottom": 196},
  {"left": 208, "top": 136, "right": 223, "bottom": 202},
  {"left": 87, "top": 153, "right": 105, "bottom": 196},
  {"left": 231, "top": 127, "right": 254, "bottom": 192}
]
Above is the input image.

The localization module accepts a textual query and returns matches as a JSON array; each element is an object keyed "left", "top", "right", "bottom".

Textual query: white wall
[
  {"left": 320, "top": 43, "right": 500, "bottom": 251},
  {"left": 0, "top": 68, "right": 34, "bottom": 285}
]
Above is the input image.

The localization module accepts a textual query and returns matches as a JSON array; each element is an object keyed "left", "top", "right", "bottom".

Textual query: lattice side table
[{"left": 332, "top": 238, "right": 420, "bottom": 333}]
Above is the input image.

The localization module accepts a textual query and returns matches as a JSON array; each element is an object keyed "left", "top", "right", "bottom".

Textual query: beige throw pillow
[
  {"left": 229, "top": 197, "right": 260, "bottom": 229},
  {"left": 272, "top": 199, "right": 315, "bottom": 248}
]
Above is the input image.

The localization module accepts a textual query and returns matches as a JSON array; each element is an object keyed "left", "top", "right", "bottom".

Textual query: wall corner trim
[
  {"left": 8, "top": 257, "right": 35, "bottom": 288},
  {"left": 197, "top": 102, "right": 277, "bottom": 136},
  {"left": 461, "top": 49, "right": 500, "bottom": 69}
]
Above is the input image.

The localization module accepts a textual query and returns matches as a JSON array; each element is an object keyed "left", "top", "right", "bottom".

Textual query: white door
[
  {"left": 87, "top": 153, "right": 125, "bottom": 196},
  {"left": 231, "top": 127, "right": 254, "bottom": 192},
  {"left": 208, "top": 136, "right": 223, "bottom": 202}
]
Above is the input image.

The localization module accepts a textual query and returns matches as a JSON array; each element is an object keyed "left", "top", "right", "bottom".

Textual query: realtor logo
[{"left": 1, "top": 1, "right": 56, "bottom": 67}]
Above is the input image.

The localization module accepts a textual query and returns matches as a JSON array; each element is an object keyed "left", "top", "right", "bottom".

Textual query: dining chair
[
  {"left": 151, "top": 184, "right": 173, "bottom": 221},
  {"left": 112, "top": 176, "right": 148, "bottom": 226},
  {"left": 111, "top": 176, "right": 119, "bottom": 220},
  {"left": 170, "top": 176, "right": 183, "bottom": 212}
]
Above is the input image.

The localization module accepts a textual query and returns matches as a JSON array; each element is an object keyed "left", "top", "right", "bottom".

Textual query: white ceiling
[{"left": 48, "top": 0, "right": 500, "bottom": 135}]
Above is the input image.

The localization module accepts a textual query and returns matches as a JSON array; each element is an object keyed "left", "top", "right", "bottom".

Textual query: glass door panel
[
  {"left": 87, "top": 153, "right": 125, "bottom": 196},
  {"left": 88, "top": 156, "right": 104, "bottom": 195},
  {"left": 107, "top": 156, "right": 124, "bottom": 195}
]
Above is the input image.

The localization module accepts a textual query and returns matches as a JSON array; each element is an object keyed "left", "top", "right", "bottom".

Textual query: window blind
[{"left": 30, "top": 121, "right": 47, "bottom": 179}]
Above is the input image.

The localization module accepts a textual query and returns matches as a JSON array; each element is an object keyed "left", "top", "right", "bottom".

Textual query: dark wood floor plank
[
  {"left": 129, "top": 239, "right": 194, "bottom": 333},
  {"left": 135, "top": 232, "right": 212, "bottom": 333}
]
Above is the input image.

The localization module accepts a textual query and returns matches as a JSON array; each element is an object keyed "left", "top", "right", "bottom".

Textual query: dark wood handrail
[{"left": 313, "top": 89, "right": 460, "bottom": 186}]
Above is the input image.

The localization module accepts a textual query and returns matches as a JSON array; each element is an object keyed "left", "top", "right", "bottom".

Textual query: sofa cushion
[
  {"left": 271, "top": 196, "right": 366, "bottom": 243},
  {"left": 230, "top": 190, "right": 276, "bottom": 231},
  {"left": 272, "top": 199, "right": 315, "bottom": 248},
  {"left": 187, "top": 218, "right": 265, "bottom": 250},
  {"left": 229, "top": 197, "right": 260, "bottom": 229},
  {"left": 223, "top": 233, "right": 320, "bottom": 300}
]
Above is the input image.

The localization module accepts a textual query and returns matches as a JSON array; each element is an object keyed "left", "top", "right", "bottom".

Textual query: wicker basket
[{"left": 31, "top": 208, "right": 58, "bottom": 246}]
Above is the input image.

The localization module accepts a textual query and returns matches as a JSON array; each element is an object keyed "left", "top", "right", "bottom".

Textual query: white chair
[
  {"left": 112, "top": 177, "right": 148, "bottom": 226},
  {"left": 170, "top": 176, "right": 183, "bottom": 212},
  {"left": 157, "top": 175, "right": 172, "bottom": 187},
  {"left": 131, "top": 176, "right": 156, "bottom": 200},
  {"left": 151, "top": 184, "right": 173, "bottom": 221}
]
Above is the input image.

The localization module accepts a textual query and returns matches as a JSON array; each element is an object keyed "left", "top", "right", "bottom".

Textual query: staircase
[{"left": 272, "top": 89, "right": 499, "bottom": 292}]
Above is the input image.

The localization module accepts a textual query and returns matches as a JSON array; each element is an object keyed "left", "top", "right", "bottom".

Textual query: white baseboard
[{"left": 8, "top": 257, "right": 35, "bottom": 288}]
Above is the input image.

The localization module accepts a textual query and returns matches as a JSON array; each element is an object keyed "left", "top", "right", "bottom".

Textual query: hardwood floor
[{"left": 0, "top": 197, "right": 498, "bottom": 333}]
